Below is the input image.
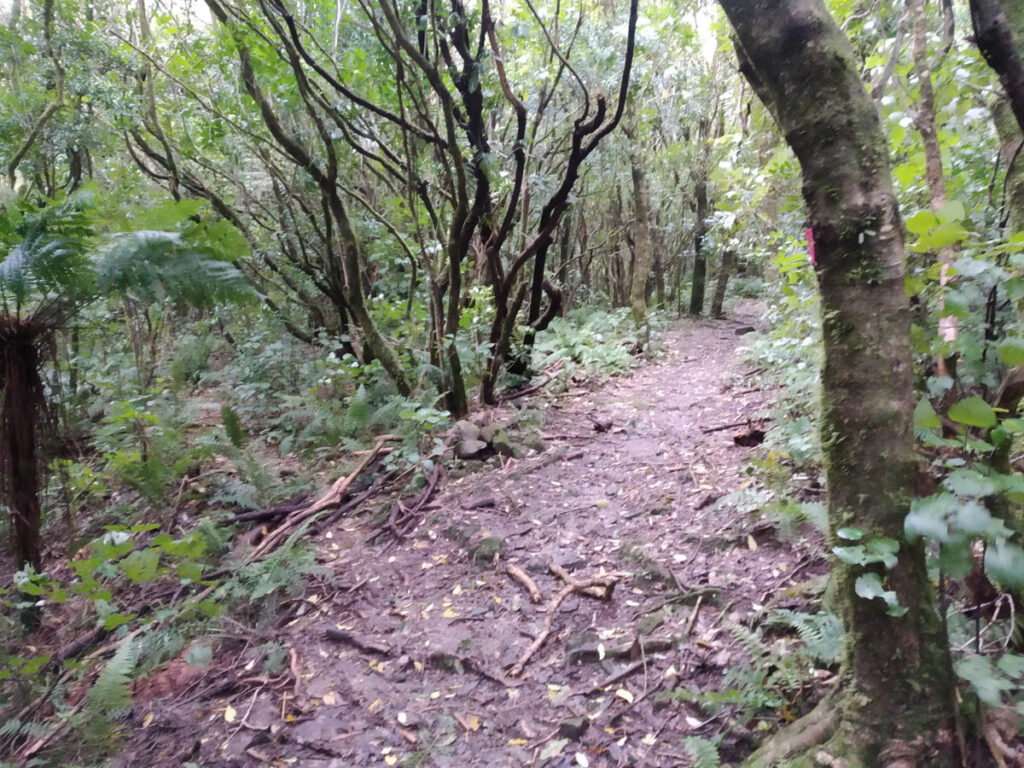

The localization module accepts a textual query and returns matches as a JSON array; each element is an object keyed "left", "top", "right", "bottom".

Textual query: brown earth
[{"left": 120, "top": 308, "right": 827, "bottom": 768}]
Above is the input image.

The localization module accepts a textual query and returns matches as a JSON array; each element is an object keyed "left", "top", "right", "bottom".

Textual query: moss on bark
[{"left": 717, "top": 0, "right": 957, "bottom": 763}]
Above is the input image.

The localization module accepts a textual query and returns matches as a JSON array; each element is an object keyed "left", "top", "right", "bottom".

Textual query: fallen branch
[
  {"left": 700, "top": 418, "right": 770, "bottom": 434},
  {"left": 324, "top": 628, "right": 392, "bottom": 657},
  {"left": 498, "top": 360, "right": 566, "bottom": 403},
  {"left": 508, "top": 572, "right": 630, "bottom": 678},
  {"left": 247, "top": 436, "right": 397, "bottom": 560},
  {"left": 369, "top": 464, "right": 442, "bottom": 544},
  {"left": 548, "top": 562, "right": 608, "bottom": 599},
  {"left": 506, "top": 564, "right": 544, "bottom": 603}
]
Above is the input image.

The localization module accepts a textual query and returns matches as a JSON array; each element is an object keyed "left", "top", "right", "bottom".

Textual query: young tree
[{"left": 716, "top": 0, "right": 956, "bottom": 764}]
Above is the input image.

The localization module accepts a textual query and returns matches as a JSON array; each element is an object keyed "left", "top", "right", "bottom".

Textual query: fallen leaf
[
  {"left": 384, "top": 756, "right": 398, "bottom": 766},
  {"left": 224, "top": 705, "right": 237, "bottom": 723},
  {"left": 539, "top": 739, "right": 569, "bottom": 760},
  {"left": 142, "top": 712, "right": 154, "bottom": 729},
  {"left": 615, "top": 688, "right": 634, "bottom": 704},
  {"left": 321, "top": 691, "right": 337, "bottom": 706},
  {"left": 576, "top": 752, "right": 590, "bottom": 767},
  {"left": 747, "top": 534, "right": 758, "bottom": 550}
]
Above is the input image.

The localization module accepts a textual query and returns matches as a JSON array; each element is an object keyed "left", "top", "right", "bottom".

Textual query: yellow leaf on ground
[
  {"left": 615, "top": 689, "right": 634, "bottom": 704},
  {"left": 224, "top": 705, "right": 237, "bottom": 723}
]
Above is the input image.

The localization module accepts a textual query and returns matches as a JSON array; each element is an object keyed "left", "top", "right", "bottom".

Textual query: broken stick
[
  {"left": 506, "top": 564, "right": 544, "bottom": 603},
  {"left": 508, "top": 572, "right": 630, "bottom": 678},
  {"left": 548, "top": 562, "right": 608, "bottom": 599}
]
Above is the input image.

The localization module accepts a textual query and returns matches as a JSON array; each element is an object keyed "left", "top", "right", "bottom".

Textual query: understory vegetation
[{"left": 6, "top": 0, "right": 1024, "bottom": 764}]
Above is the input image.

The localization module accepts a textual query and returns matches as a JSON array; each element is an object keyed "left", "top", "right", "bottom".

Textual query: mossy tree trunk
[
  {"left": 718, "top": 0, "right": 956, "bottom": 764},
  {"left": 710, "top": 248, "right": 734, "bottom": 318},
  {"left": 629, "top": 145, "right": 653, "bottom": 343}
]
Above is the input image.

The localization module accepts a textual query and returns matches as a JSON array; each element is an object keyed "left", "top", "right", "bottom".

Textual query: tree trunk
[
  {"left": 909, "top": 0, "right": 958, "bottom": 375},
  {"left": 718, "top": 0, "right": 956, "bottom": 764},
  {"left": 710, "top": 248, "right": 734, "bottom": 318},
  {"left": 688, "top": 177, "right": 708, "bottom": 316},
  {"left": 1, "top": 324, "right": 44, "bottom": 572},
  {"left": 972, "top": 0, "right": 1024, "bottom": 133},
  {"left": 629, "top": 148, "right": 653, "bottom": 342}
]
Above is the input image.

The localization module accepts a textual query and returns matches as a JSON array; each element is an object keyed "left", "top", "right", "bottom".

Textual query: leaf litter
[{"left": 115, "top": 307, "right": 827, "bottom": 767}]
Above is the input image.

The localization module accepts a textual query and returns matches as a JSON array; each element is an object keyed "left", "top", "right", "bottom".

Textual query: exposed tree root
[{"left": 742, "top": 695, "right": 957, "bottom": 768}]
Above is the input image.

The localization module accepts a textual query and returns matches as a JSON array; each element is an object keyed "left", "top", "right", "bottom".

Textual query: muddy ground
[{"left": 121, "top": 308, "right": 828, "bottom": 768}]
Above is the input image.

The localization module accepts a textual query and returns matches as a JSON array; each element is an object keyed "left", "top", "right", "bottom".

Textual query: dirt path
[{"left": 136, "top": 308, "right": 824, "bottom": 768}]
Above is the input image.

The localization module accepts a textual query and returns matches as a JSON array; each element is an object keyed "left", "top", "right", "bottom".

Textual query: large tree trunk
[{"left": 718, "top": 0, "right": 956, "bottom": 764}]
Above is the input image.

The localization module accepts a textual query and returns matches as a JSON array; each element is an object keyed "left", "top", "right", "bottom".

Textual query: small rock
[
  {"left": 454, "top": 419, "right": 482, "bottom": 441},
  {"left": 558, "top": 716, "right": 590, "bottom": 739},
  {"left": 462, "top": 494, "right": 497, "bottom": 510},
  {"left": 470, "top": 536, "right": 504, "bottom": 567},
  {"left": 455, "top": 439, "right": 489, "bottom": 459},
  {"left": 490, "top": 430, "right": 518, "bottom": 457},
  {"left": 734, "top": 325, "right": 756, "bottom": 336},
  {"left": 480, "top": 423, "right": 499, "bottom": 443}
]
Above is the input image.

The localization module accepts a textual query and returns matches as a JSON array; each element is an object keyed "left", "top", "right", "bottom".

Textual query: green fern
[
  {"left": 727, "top": 621, "right": 771, "bottom": 662},
  {"left": 87, "top": 638, "right": 138, "bottom": 720},
  {"left": 768, "top": 609, "right": 843, "bottom": 664},
  {"left": 683, "top": 736, "right": 721, "bottom": 768},
  {"left": 221, "top": 405, "right": 246, "bottom": 449}
]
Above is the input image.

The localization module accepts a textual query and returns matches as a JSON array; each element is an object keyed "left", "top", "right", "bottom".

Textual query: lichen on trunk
[{"left": 716, "top": 0, "right": 956, "bottom": 763}]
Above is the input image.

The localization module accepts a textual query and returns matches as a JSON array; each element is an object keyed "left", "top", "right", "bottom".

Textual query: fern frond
[
  {"left": 683, "top": 736, "right": 721, "bottom": 768},
  {"left": 87, "top": 638, "right": 138, "bottom": 719},
  {"left": 769, "top": 609, "right": 843, "bottom": 664}
]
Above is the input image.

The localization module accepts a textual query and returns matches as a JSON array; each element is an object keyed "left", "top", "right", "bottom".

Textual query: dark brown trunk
[
  {"left": 688, "top": 178, "right": 708, "bottom": 316},
  {"left": 1, "top": 322, "right": 45, "bottom": 572}
]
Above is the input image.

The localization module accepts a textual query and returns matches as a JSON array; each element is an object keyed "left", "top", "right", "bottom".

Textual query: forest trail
[{"left": 130, "top": 307, "right": 825, "bottom": 768}]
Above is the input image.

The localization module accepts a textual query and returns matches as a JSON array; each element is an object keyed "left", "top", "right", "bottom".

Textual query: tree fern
[{"left": 96, "top": 230, "right": 255, "bottom": 308}]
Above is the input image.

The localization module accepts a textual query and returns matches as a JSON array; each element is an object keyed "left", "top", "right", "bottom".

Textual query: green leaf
[
  {"left": 998, "top": 338, "right": 1024, "bottom": 366},
  {"left": 944, "top": 468, "right": 999, "bottom": 498},
  {"left": 836, "top": 527, "right": 865, "bottom": 541},
  {"left": 905, "top": 493, "right": 958, "bottom": 541},
  {"left": 854, "top": 572, "right": 888, "bottom": 600},
  {"left": 177, "top": 561, "right": 203, "bottom": 582},
  {"left": 102, "top": 612, "right": 137, "bottom": 631},
  {"left": 956, "top": 654, "right": 1011, "bottom": 706},
  {"left": 936, "top": 199, "right": 965, "bottom": 223},
  {"left": 947, "top": 396, "right": 996, "bottom": 429},
  {"left": 913, "top": 398, "right": 941, "bottom": 429},
  {"left": 905, "top": 210, "right": 938, "bottom": 235},
  {"left": 986, "top": 541, "right": 1024, "bottom": 588},
  {"left": 832, "top": 545, "right": 867, "bottom": 565},
  {"left": 997, "top": 654, "right": 1024, "bottom": 679},
  {"left": 121, "top": 548, "right": 160, "bottom": 582},
  {"left": 865, "top": 538, "right": 900, "bottom": 569}
]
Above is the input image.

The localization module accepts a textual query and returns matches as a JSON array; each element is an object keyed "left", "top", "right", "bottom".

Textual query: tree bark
[
  {"left": 718, "top": 0, "right": 956, "bottom": 764},
  {"left": 688, "top": 176, "right": 708, "bottom": 316},
  {"left": 908, "top": 0, "right": 958, "bottom": 375},
  {"left": 629, "top": 146, "right": 653, "bottom": 341},
  {"left": 972, "top": 0, "right": 1024, "bottom": 133},
  {"left": 710, "top": 248, "right": 734, "bottom": 318}
]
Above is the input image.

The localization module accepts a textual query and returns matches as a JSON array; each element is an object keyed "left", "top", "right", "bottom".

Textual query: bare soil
[{"left": 120, "top": 307, "right": 827, "bottom": 768}]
